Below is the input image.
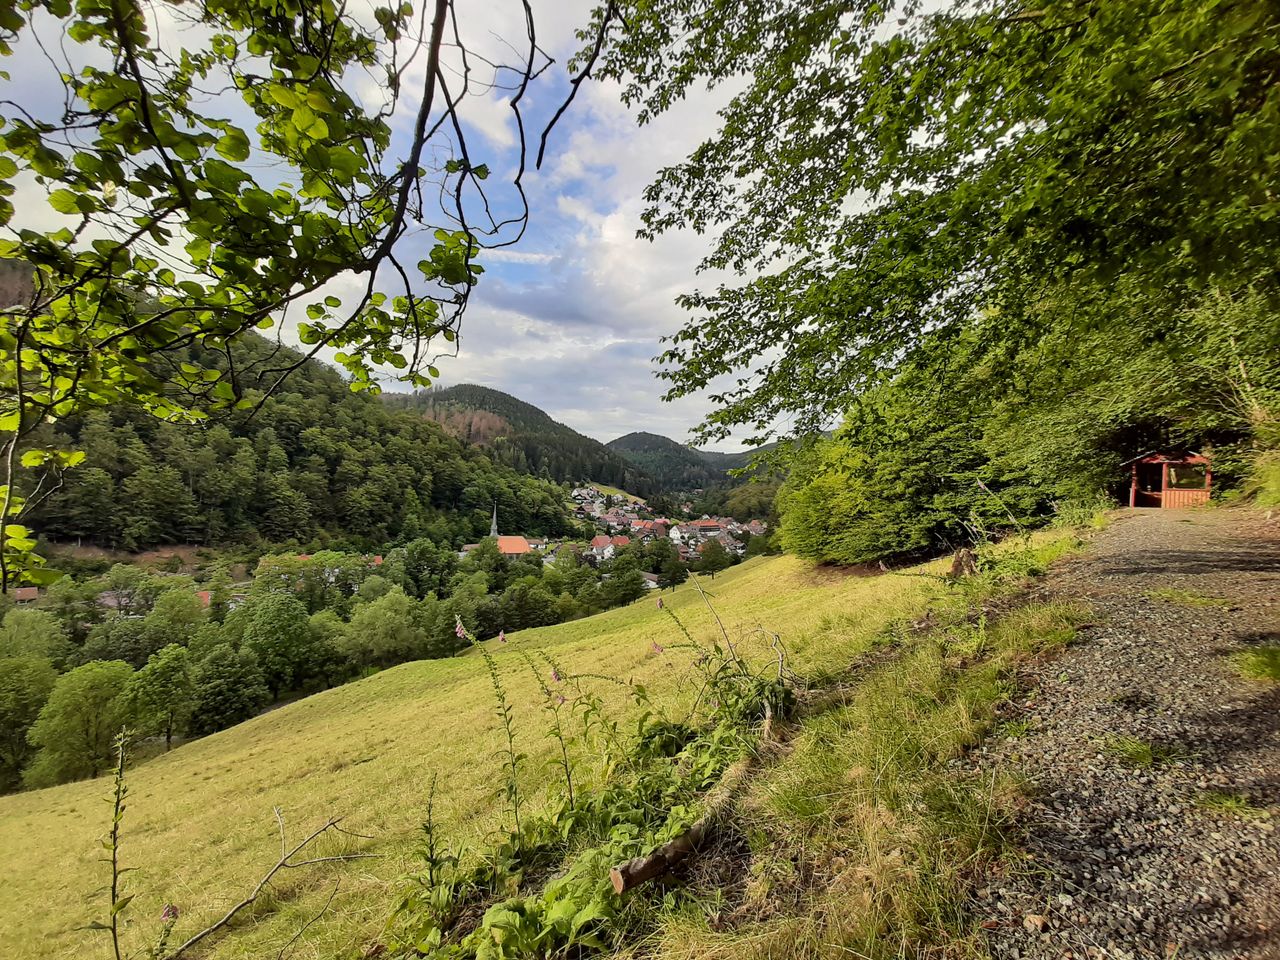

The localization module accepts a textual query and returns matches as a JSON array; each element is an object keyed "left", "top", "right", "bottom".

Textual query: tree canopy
[
  {"left": 0, "top": 0, "right": 605, "bottom": 588},
  {"left": 591, "top": 0, "right": 1280, "bottom": 444}
]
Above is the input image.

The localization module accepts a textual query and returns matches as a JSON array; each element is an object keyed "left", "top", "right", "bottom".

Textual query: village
[{"left": 458, "top": 484, "right": 770, "bottom": 586}]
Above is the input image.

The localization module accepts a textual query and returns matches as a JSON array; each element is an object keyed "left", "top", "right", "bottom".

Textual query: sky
[
  {"left": 4, "top": 2, "right": 744, "bottom": 449},
  {"left": 391, "top": 1, "right": 740, "bottom": 448}
]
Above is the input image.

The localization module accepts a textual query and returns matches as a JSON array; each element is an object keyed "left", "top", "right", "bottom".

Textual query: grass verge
[{"left": 637, "top": 542, "right": 1088, "bottom": 960}]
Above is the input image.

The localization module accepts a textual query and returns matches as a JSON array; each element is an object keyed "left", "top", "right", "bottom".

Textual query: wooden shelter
[{"left": 1122, "top": 450, "right": 1211, "bottom": 508}]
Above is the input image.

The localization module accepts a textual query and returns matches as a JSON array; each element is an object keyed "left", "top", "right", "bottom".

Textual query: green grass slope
[{"left": 0, "top": 554, "right": 939, "bottom": 960}]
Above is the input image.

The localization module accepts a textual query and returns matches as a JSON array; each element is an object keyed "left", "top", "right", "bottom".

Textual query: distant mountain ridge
[
  {"left": 604, "top": 431, "right": 727, "bottom": 491},
  {"left": 383, "top": 386, "right": 777, "bottom": 496},
  {"left": 605, "top": 431, "right": 780, "bottom": 491},
  {"left": 383, "top": 385, "right": 660, "bottom": 496}
]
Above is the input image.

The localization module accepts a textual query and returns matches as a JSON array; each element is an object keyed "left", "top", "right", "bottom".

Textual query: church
[{"left": 489, "top": 503, "right": 533, "bottom": 557}]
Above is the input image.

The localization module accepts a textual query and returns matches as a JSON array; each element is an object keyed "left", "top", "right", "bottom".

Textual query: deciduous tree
[
  {"left": 189, "top": 644, "right": 268, "bottom": 736},
  {"left": 25, "top": 660, "right": 134, "bottom": 786},
  {"left": 130, "top": 644, "right": 195, "bottom": 750},
  {"left": 0, "top": 657, "right": 56, "bottom": 791}
]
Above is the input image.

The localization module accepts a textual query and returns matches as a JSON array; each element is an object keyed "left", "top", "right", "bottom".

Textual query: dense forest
[
  {"left": 23, "top": 340, "right": 579, "bottom": 553},
  {"left": 605, "top": 432, "right": 728, "bottom": 490},
  {"left": 385, "top": 385, "right": 661, "bottom": 496},
  {"left": 606, "top": 431, "right": 784, "bottom": 497}
]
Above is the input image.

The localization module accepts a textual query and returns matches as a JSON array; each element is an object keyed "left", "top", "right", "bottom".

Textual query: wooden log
[
  {"left": 610, "top": 702, "right": 775, "bottom": 895},
  {"left": 610, "top": 756, "right": 751, "bottom": 894}
]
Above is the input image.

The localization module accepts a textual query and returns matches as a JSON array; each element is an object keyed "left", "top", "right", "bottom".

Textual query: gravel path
[{"left": 971, "top": 509, "right": 1280, "bottom": 960}]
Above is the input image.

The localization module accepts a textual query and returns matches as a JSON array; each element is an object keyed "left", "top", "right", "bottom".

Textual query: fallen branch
[{"left": 166, "top": 812, "right": 377, "bottom": 959}]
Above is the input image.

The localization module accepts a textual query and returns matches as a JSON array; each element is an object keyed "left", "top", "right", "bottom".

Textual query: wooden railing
[{"left": 1163, "top": 488, "right": 1210, "bottom": 509}]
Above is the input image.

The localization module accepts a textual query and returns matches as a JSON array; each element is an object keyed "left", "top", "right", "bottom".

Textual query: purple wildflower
[
  {"left": 551, "top": 667, "right": 562, "bottom": 684},
  {"left": 656, "top": 597, "right": 664, "bottom": 609},
  {"left": 498, "top": 630, "right": 507, "bottom": 643},
  {"left": 161, "top": 904, "right": 180, "bottom": 922},
  {"left": 454, "top": 616, "right": 467, "bottom": 640},
  {"left": 652, "top": 641, "right": 665, "bottom": 654},
  {"left": 556, "top": 694, "right": 567, "bottom": 705}
]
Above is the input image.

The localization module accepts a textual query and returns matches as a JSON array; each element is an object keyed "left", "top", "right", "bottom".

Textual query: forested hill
[
  {"left": 26, "top": 340, "right": 577, "bottom": 552},
  {"left": 605, "top": 431, "right": 784, "bottom": 491},
  {"left": 383, "top": 385, "right": 660, "bottom": 496},
  {"left": 605, "top": 432, "right": 728, "bottom": 491}
]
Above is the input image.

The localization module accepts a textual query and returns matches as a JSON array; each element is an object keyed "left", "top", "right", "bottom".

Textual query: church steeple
[{"left": 490, "top": 502, "right": 499, "bottom": 538}]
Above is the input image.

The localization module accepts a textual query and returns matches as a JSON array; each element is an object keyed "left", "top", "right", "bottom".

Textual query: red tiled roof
[
  {"left": 13, "top": 586, "right": 39, "bottom": 602},
  {"left": 496, "top": 536, "right": 532, "bottom": 555},
  {"left": 590, "top": 535, "right": 611, "bottom": 548},
  {"left": 196, "top": 590, "right": 212, "bottom": 607},
  {"left": 611, "top": 536, "right": 631, "bottom": 547}
]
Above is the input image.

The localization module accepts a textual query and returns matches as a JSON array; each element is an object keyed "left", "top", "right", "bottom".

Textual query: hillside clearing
[{"left": 0, "top": 550, "right": 948, "bottom": 960}]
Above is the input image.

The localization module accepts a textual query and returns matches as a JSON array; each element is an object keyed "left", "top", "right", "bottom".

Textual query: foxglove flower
[
  {"left": 652, "top": 641, "right": 664, "bottom": 654},
  {"left": 498, "top": 630, "right": 507, "bottom": 643},
  {"left": 551, "top": 667, "right": 562, "bottom": 683},
  {"left": 160, "top": 904, "right": 179, "bottom": 922},
  {"left": 454, "top": 616, "right": 467, "bottom": 640},
  {"left": 656, "top": 598, "right": 664, "bottom": 609}
]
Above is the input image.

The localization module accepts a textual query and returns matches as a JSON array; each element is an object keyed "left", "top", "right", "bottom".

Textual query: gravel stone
[{"left": 969, "top": 509, "right": 1280, "bottom": 960}]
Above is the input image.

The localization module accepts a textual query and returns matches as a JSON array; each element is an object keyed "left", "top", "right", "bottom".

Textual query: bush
[{"left": 1247, "top": 450, "right": 1280, "bottom": 508}]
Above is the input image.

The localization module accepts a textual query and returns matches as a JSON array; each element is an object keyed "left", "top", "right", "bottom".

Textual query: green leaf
[
  {"left": 48, "top": 189, "right": 81, "bottom": 214},
  {"left": 215, "top": 129, "right": 251, "bottom": 163}
]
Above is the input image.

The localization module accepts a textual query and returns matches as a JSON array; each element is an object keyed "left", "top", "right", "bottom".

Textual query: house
[
  {"left": 1123, "top": 450, "right": 1211, "bottom": 509},
  {"left": 588, "top": 534, "right": 620, "bottom": 561},
  {"left": 640, "top": 572, "right": 661, "bottom": 590},
  {"left": 13, "top": 586, "right": 40, "bottom": 605}
]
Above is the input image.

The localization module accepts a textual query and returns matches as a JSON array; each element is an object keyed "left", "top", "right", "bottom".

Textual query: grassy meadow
[{"left": 0, "top": 552, "right": 944, "bottom": 960}]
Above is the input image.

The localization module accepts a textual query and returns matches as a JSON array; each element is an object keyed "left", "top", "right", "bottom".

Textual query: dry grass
[{"left": 0, "top": 553, "right": 938, "bottom": 960}]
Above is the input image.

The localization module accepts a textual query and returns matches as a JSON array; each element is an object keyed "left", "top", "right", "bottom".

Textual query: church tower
[{"left": 490, "top": 502, "right": 499, "bottom": 538}]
